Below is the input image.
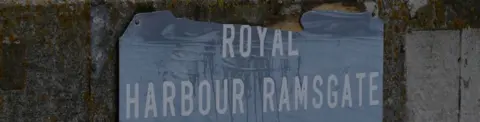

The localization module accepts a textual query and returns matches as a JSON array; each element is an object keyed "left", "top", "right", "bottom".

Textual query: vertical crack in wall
[{"left": 457, "top": 30, "right": 463, "bottom": 122}]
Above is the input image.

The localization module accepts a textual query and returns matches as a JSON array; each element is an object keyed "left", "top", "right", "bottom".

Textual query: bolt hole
[{"left": 134, "top": 19, "right": 140, "bottom": 25}]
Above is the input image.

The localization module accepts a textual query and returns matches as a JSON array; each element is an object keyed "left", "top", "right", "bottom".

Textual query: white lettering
[
  {"left": 257, "top": 27, "right": 267, "bottom": 57},
  {"left": 294, "top": 76, "right": 308, "bottom": 110},
  {"left": 239, "top": 25, "right": 252, "bottom": 57},
  {"left": 163, "top": 81, "right": 176, "bottom": 116},
  {"left": 215, "top": 80, "right": 228, "bottom": 114},
  {"left": 263, "top": 77, "right": 275, "bottom": 112},
  {"left": 126, "top": 83, "right": 139, "bottom": 119},
  {"left": 181, "top": 81, "right": 193, "bottom": 116},
  {"left": 287, "top": 31, "right": 298, "bottom": 56},
  {"left": 272, "top": 30, "right": 283, "bottom": 56},
  {"left": 356, "top": 73, "right": 366, "bottom": 106},
  {"left": 278, "top": 77, "right": 291, "bottom": 111},
  {"left": 312, "top": 75, "right": 323, "bottom": 109},
  {"left": 222, "top": 24, "right": 235, "bottom": 58},
  {"left": 126, "top": 72, "right": 383, "bottom": 118},
  {"left": 341, "top": 74, "right": 352, "bottom": 108},
  {"left": 144, "top": 82, "right": 158, "bottom": 118},
  {"left": 369, "top": 72, "right": 380, "bottom": 106},
  {"left": 199, "top": 80, "right": 212, "bottom": 115},
  {"left": 327, "top": 75, "right": 338, "bottom": 108},
  {"left": 232, "top": 79, "right": 244, "bottom": 114}
]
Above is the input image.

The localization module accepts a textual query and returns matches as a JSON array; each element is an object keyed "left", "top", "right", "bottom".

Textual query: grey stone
[
  {"left": 460, "top": 29, "right": 480, "bottom": 122},
  {"left": 405, "top": 30, "right": 461, "bottom": 122}
]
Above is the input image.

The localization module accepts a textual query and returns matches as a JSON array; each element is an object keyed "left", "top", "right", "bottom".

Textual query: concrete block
[
  {"left": 460, "top": 29, "right": 480, "bottom": 122},
  {"left": 405, "top": 30, "right": 460, "bottom": 122}
]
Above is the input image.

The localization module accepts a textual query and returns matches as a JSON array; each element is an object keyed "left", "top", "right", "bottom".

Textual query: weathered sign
[{"left": 119, "top": 10, "right": 384, "bottom": 122}]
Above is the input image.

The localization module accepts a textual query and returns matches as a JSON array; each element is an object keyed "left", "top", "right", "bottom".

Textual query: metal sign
[{"left": 119, "top": 10, "right": 384, "bottom": 122}]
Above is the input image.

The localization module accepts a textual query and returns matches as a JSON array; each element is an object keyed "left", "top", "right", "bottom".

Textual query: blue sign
[{"left": 119, "top": 10, "right": 384, "bottom": 122}]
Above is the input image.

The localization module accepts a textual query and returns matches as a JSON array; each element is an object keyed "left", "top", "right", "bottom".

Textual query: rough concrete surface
[
  {"left": 406, "top": 30, "right": 461, "bottom": 122},
  {"left": 460, "top": 29, "right": 480, "bottom": 122}
]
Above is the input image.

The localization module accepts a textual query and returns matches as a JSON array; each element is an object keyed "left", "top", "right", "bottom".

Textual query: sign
[{"left": 119, "top": 10, "right": 384, "bottom": 122}]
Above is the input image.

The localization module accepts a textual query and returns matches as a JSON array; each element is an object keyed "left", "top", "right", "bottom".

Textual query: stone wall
[
  {"left": 405, "top": 29, "right": 480, "bottom": 122},
  {"left": 1, "top": 2, "right": 92, "bottom": 121},
  {"left": 2, "top": 0, "right": 475, "bottom": 121},
  {"left": 406, "top": 30, "right": 460, "bottom": 122},
  {"left": 460, "top": 29, "right": 480, "bottom": 122}
]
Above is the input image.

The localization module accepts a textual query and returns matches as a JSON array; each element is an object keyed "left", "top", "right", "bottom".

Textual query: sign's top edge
[
  {"left": 133, "top": 10, "right": 384, "bottom": 24},
  {"left": 121, "top": 9, "right": 384, "bottom": 43}
]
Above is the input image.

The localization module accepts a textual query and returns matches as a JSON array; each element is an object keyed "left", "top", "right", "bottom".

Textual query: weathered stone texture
[
  {"left": 405, "top": 30, "right": 461, "bottom": 122},
  {"left": 460, "top": 29, "right": 480, "bottom": 122},
  {"left": 380, "top": 1, "right": 409, "bottom": 122},
  {"left": 0, "top": 3, "right": 91, "bottom": 121}
]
